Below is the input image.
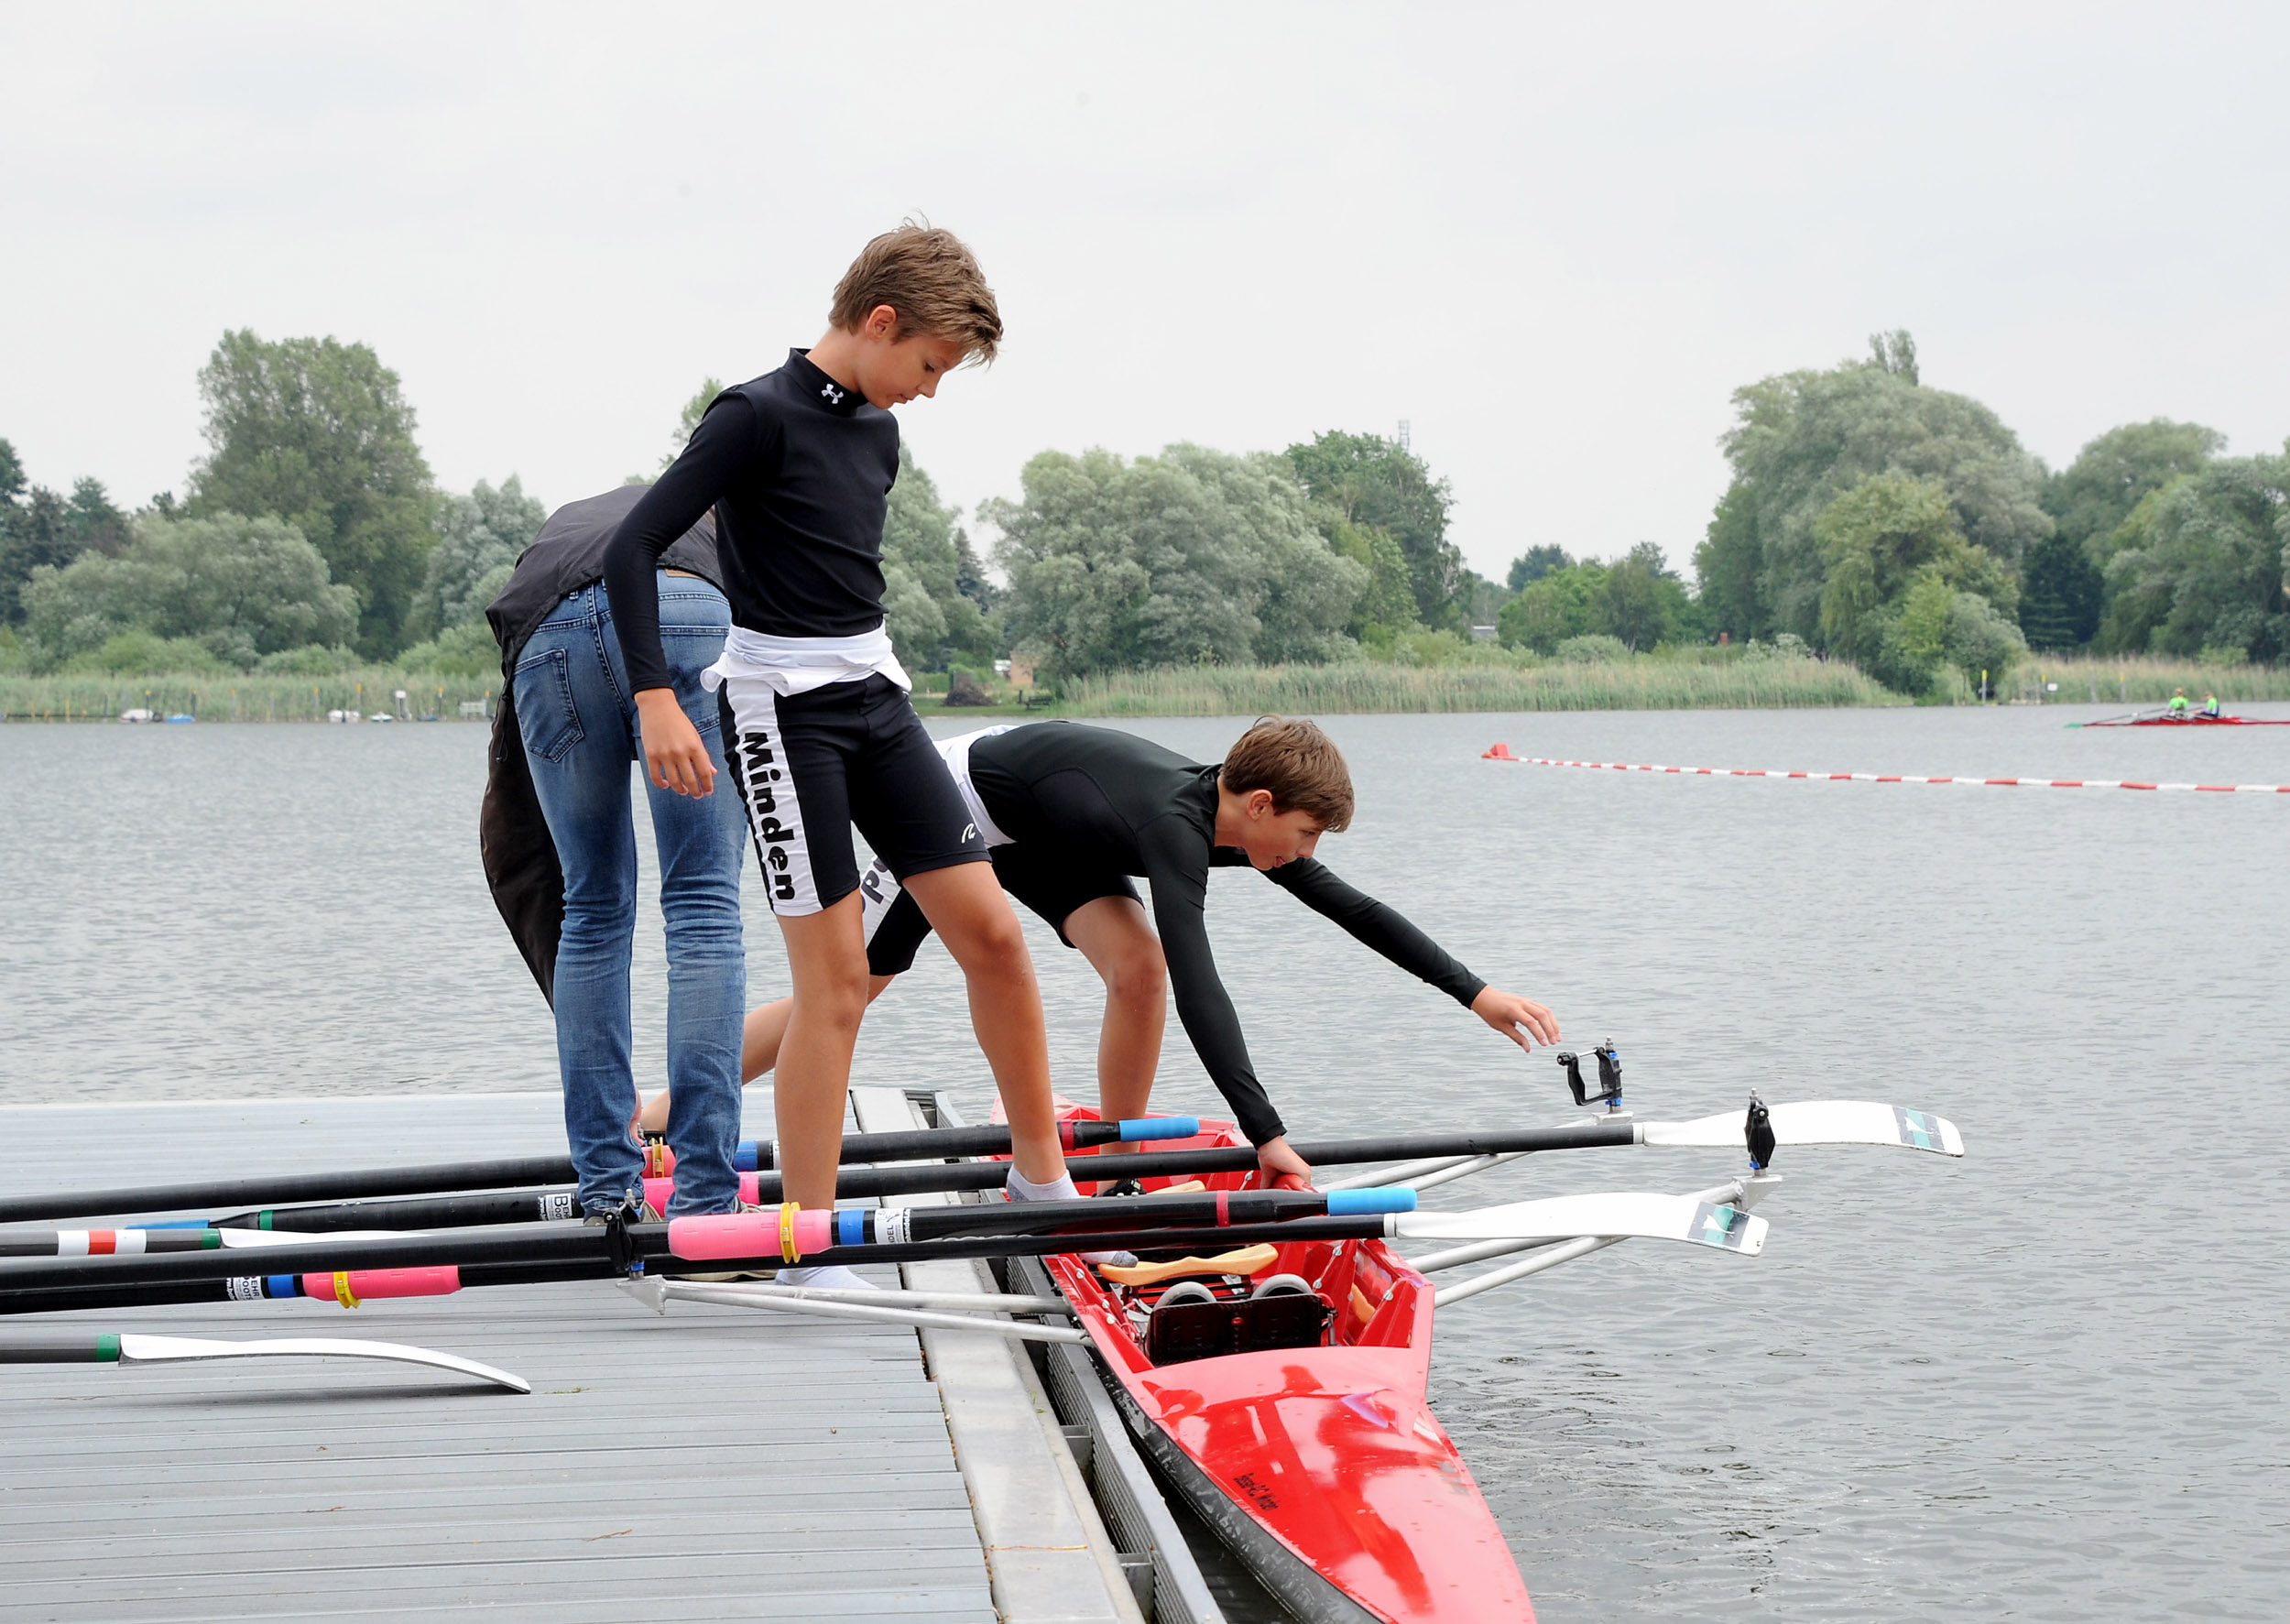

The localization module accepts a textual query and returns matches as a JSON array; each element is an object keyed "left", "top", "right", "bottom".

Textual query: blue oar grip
[
  {"left": 1325, "top": 1188, "right": 1417, "bottom": 1216},
  {"left": 1117, "top": 1117, "right": 1201, "bottom": 1143},
  {"left": 733, "top": 1141, "right": 760, "bottom": 1173}
]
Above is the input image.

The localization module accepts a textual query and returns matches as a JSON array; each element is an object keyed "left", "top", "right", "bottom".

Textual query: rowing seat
[{"left": 1144, "top": 1285, "right": 1333, "bottom": 1366}]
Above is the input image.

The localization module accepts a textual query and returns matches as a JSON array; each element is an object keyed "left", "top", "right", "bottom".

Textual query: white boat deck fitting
[{"left": 0, "top": 1093, "right": 1140, "bottom": 1624}]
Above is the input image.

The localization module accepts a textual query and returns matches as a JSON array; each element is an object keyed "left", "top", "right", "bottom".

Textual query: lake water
[{"left": 4, "top": 704, "right": 2286, "bottom": 1620}]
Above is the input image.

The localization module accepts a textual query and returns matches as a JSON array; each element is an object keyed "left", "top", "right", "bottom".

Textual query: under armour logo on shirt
[{"left": 820, "top": 383, "right": 845, "bottom": 405}]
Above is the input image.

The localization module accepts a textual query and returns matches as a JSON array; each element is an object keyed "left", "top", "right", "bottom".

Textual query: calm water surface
[{"left": 4, "top": 705, "right": 2286, "bottom": 1619}]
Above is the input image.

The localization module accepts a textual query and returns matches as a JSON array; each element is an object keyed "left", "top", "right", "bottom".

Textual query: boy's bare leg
[
  {"left": 638, "top": 977, "right": 893, "bottom": 1134},
  {"left": 901, "top": 862, "right": 1067, "bottom": 1186},
  {"left": 1062, "top": 896, "right": 1166, "bottom": 1183},
  {"left": 770, "top": 893, "right": 872, "bottom": 1212}
]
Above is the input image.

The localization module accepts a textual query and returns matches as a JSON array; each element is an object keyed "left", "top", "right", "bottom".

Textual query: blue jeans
[{"left": 513, "top": 574, "right": 746, "bottom": 1217}]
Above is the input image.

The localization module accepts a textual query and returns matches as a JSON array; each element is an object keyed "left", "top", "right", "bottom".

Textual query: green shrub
[
  {"left": 1554, "top": 634, "right": 1629, "bottom": 664},
  {"left": 57, "top": 630, "right": 231, "bottom": 676},
  {"left": 255, "top": 644, "right": 362, "bottom": 676},
  {"left": 390, "top": 620, "right": 502, "bottom": 679}
]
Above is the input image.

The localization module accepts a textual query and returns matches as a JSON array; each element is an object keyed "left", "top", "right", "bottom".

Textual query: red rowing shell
[{"left": 1040, "top": 1105, "right": 1536, "bottom": 1623}]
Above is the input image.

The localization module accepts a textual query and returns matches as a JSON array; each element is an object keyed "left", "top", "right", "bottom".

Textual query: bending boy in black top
[
  {"left": 646, "top": 718, "right": 1560, "bottom": 1183},
  {"left": 603, "top": 225, "right": 1075, "bottom": 1279}
]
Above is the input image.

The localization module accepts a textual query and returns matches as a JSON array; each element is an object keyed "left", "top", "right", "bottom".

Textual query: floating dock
[{"left": 0, "top": 1092, "right": 1222, "bottom": 1623}]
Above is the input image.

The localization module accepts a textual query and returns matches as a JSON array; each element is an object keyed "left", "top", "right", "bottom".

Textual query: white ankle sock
[
  {"left": 776, "top": 1264, "right": 877, "bottom": 1292},
  {"left": 1006, "top": 1168, "right": 1132, "bottom": 1268},
  {"left": 1005, "top": 1170, "right": 1081, "bottom": 1204}
]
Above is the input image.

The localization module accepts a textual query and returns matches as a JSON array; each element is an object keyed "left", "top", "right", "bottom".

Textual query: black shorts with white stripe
[
  {"left": 717, "top": 673, "right": 987, "bottom": 916},
  {"left": 857, "top": 845, "right": 1141, "bottom": 975}
]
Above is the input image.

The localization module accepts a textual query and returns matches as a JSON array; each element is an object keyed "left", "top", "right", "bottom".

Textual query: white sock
[
  {"left": 1007, "top": 1169, "right": 1132, "bottom": 1267},
  {"left": 1005, "top": 1170, "right": 1081, "bottom": 1204},
  {"left": 777, "top": 1264, "right": 878, "bottom": 1292}
]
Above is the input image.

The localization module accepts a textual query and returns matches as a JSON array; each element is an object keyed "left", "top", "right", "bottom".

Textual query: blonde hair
[
  {"left": 830, "top": 222, "right": 1002, "bottom": 363},
  {"left": 1220, "top": 716, "right": 1354, "bottom": 832}
]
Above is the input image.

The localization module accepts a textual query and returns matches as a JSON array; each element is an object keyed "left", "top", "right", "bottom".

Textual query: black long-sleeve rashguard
[
  {"left": 966, "top": 724, "right": 1488, "bottom": 1145},
  {"left": 603, "top": 350, "right": 900, "bottom": 693}
]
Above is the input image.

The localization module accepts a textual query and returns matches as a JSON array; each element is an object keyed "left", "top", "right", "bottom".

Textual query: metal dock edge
[{"left": 919, "top": 1091, "right": 1227, "bottom": 1624}]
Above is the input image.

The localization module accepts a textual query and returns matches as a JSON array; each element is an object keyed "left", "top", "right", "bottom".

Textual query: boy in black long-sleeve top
[{"left": 603, "top": 224, "right": 1074, "bottom": 1283}]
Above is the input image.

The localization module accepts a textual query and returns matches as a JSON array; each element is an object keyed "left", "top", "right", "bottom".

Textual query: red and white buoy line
[{"left": 1480, "top": 742, "right": 2290, "bottom": 794}]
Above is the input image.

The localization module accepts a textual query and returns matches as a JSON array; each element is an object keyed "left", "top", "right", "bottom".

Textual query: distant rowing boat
[{"left": 2071, "top": 708, "right": 2290, "bottom": 728}]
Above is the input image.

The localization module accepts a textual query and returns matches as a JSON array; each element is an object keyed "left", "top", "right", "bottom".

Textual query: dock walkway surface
[{"left": 0, "top": 1094, "right": 1082, "bottom": 1624}]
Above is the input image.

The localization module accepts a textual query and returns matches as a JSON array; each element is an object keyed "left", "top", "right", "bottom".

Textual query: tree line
[
  {"left": 4, "top": 326, "right": 2280, "bottom": 692},
  {"left": 1694, "top": 331, "right": 2286, "bottom": 693}
]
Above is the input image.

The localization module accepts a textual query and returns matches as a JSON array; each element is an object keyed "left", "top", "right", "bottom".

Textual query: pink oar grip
[
  {"left": 642, "top": 1173, "right": 763, "bottom": 1211},
  {"left": 668, "top": 1213, "right": 766, "bottom": 1260},
  {"left": 301, "top": 1267, "right": 460, "bottom": 1300},
  {"left": 667, "top": 1209, "right": 826, "bottom": 1260}
]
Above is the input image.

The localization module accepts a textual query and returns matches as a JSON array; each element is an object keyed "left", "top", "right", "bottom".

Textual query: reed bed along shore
[
  {"left": 0, "top": 670, "right": 501, "bottom": 722},
  {"left": 1057, "top": 658, "right": 1898, "bottom": 715},
  {"left": 5, "top": 654, "right": 2284, "bottom": 722},
  {"left": 2023, "top": 657, "right": 2290, "bottom": 705}
]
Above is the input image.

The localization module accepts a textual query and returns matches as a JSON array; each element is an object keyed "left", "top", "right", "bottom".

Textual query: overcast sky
[{"left": 4, "top": 3, "right": 2285, "bottom": 582}]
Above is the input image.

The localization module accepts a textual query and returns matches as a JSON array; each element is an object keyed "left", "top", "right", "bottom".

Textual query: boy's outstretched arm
[{"left": 1270, "top": 859, "right": 1560, "bottom": 1049}]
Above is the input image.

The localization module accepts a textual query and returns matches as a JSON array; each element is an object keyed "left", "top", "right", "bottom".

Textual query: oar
[
  {"left": 667, "top": 1186, "right": 1413, "bottom": 1259},
  {"left": 657, "top": 1114, "right": 1202, "bottom": 1176},
  {"left": 0, "top": 1115, "right": 1203, "bottom": 1226},
  {"left": 1638, "top": 1100, "right": 1964, "bottom": 1157},
  {"left": 0, "top": 1226, "right": 416, "bottom": 1258},
  {"left": 0, "top": 1332, "right": 529, "bottom": 1392},
  {"left": 0, "top": 1188, "right": 1759, "bottom": 1316},
  {"left": 2, "top": 1101, "right": 1956, "bottom": 1237}
]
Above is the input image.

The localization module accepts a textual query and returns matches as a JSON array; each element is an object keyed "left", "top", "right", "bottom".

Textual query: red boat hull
[{"left": 1037, "top": 1106, "right": 1536, "bottom": 1623}]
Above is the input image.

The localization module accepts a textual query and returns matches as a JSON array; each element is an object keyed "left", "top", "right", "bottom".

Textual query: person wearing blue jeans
[{"left": 484, "top": 486, "right": 745, "bottom": 1219}]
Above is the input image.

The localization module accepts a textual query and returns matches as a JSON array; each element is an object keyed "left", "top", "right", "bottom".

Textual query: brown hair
[
  {"left": 1220, "top": 716, "right": 1354, "bottom": 832},
  {"left": 830, "top": 222, "right": 1002, "bottom": 363}
]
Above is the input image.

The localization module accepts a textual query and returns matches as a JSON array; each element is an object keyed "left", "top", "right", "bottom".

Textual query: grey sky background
[{"left": 4, "top": 2, "right": 2285, "bottom": 583}]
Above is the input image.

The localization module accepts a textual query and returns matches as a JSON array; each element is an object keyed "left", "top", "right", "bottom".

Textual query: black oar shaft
[
  {"left": 0, "top": 1157, "right": 576, "bottom": 1227},
  {"left": 0, "top": 1217, "right": 1394, "bottom": 1317},
  {"left": 0, "top": 1117, "right": 1182, "bottom": 1226},
  {"left": 798, "top": 1118, "right": 1638, "bottom": 1204},
  {"left": 214, "top": 1190, "right": 579, "bottom": 1233},
  {"left": 827, "top": 1188, "right": 1364, "bottom": 1247},
  {"left": 0, "top": 1118, "right": 1634, "bottom": 1236},
  {"left": 0, "top": 1225, "right": 607, "bottom": 1295}
]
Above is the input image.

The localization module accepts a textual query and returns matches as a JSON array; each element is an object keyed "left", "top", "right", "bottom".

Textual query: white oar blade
[
  {"left": 1396, "top": 1193, "right": 1765, "bottom": 1255},
  {"left": 209, "top": 1227, "right": 421, "bottom": 1249},
  {"left": 114, "top": 1335, "right": 529, "bottom": 1392},
  {"left": 1642, "top": 1101, "right": 1964, "bottom": 1157}
]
